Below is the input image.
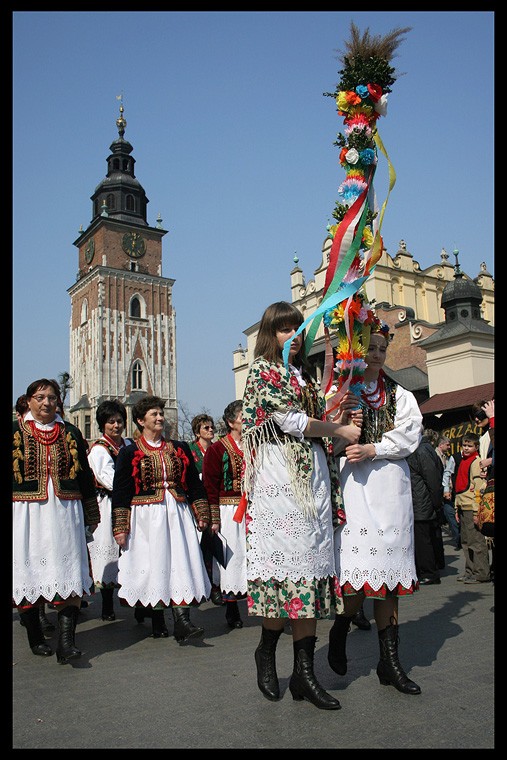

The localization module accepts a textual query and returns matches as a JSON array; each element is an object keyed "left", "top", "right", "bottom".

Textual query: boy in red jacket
[{"left": 454, "top": 433, "right": 490, "bottom": 584}]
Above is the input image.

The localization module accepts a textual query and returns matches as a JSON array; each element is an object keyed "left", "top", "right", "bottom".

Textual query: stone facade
[{"left": 233, "top": 239, "right": 494, "bottom": 401}]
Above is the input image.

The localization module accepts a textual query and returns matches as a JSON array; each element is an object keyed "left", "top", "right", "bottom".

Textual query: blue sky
[{"left": 12, "top": 10, "right": 495, "bottom": 422}]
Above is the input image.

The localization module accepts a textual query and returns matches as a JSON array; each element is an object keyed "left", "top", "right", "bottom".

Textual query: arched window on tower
[
  {"left": 126, "top": 194, "right": 136, "bottom": 212},
  {"left": 80, "top": 299, "right": 88, "bottom": 324},
  {"left": 130, "top": 296, "right": 141, "bottom": 318},
  {"left": 107, "top": 193, "right": 115, "bottom": 211},
  {"left": 113, "top": 158, "right": 120, "bottom": 171},
  {"left": 132, "top": 360, "right": 143, "bottom": 390}
]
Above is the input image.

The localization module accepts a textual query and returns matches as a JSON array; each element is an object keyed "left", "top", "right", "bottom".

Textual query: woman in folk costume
[
  {"left": 330, "top": 318, "right": 423, "bottom": 695},
  {"left": 112, "top": 395, "right": 213, "bottom": 643},
  {"left": 87, "top": 399, "right": 133, "bottom": 622},
  {"left": 13, "top": 378, "right": 100, "bottom": 664},
  {"left": 188, "top": 413, "right": 223, "bottom": 607},
  {"left": 202, "top": 400, "right": 247, "bottom": 629},
  {"left": 241, "top": 301, "right": 361, "bottom": 710},
  {"left": 188, "top": 413, "right": 216, "bottom": 474}
]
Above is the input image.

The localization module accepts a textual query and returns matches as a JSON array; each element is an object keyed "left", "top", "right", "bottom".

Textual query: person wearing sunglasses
[{"left": 13, "top": 378, "right": 100, "bottom": 663}]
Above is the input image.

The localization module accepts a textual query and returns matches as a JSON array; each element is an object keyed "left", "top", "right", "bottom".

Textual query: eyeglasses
[
  {"left": 202, "top": 425, "right": 214, "bottom": 431},
  {"left": 32, "top": 395, "right": 58, "bottom": 403}
]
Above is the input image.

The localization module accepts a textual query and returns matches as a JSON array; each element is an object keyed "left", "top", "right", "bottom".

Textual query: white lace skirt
[
  {"left": 13, "top": 485, "right": 93, "bottom": 606},
  {"left": 87, "top": 493, "right": 119, "bottom": 587},
  {"left": 211, "top": 503, "right": 247, "bottom": 596},
  {"left": 335, "top": 457, "right": 418, "bottom": 592},
  {"left": 117, "top": 493, "right": 211, "bottom": 607}
]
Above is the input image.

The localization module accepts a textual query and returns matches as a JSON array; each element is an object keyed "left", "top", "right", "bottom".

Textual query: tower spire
[{"left": 116, "top": 94, "right": 127, "bottom": 138}]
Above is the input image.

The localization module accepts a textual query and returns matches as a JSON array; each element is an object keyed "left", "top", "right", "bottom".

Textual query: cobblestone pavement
[{"left": 12, "top": 538, "right": 494, "bottom": 749}]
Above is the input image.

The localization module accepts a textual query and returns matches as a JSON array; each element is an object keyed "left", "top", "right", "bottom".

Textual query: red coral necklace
[
  {"left": 28, "top": 419, "right": 61, "bottom": 445},
  {"left": 361, "top": 371, "right": 386, "bottom": 409},
  {"left": 140, "top": 435, "right": 166, "bottom": 452}
]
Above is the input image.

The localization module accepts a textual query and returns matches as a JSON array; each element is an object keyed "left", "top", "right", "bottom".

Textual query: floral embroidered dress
[
  {"left": 334, "top": 375, "right": 422, "bottom": 598},
  {"left": 111, "top": 436, "right": 212, "bottom": 609},
  {"left": 12, "top": 413, "right": 100, "bottom": 608},
  {"left": 87, "top": 435, "right": 133, "bottom": 589},
  {"left": 241, "top": 357, "right": 343, "bottom": 619}
]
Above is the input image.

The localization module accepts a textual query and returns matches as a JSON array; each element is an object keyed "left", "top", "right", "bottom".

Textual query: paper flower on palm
[
  {"left": 324, "top": 23, "right": 411, "bottom": 282},
  {"left": 324, "top": 291, "right": 376, "bottom": 399}
]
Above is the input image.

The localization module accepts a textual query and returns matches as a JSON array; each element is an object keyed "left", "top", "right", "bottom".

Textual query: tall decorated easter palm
[{"left": 283, "top": 22, "right": 410, "bottom": 414}]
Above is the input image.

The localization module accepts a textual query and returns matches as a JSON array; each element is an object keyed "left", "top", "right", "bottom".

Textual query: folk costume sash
[{"left": 241, "top": 357, "right": 325, "bottom": 521}]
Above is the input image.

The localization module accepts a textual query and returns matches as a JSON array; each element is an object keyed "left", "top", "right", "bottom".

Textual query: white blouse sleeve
[
  {"left": 272, "top": 410, "right": 309, "bottom": 439},
  {"left": 88, "top": 444, "right": 115, "bottom": 490},
  {"left": 372, "top": 385, "right": 423, "bottom": 460}
]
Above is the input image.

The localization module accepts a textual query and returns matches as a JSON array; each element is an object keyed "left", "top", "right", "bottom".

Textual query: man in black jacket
[{"left": 407, "top": 431, "right": 445, "bottom": 585}]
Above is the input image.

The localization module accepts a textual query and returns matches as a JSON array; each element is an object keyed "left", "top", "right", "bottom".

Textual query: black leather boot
[
  {"left": 56, "top": 606, "right": 81, "bottom": 664},
  {"left": 39, "top": 604, "right": 56, "bottom": 634},
  {"left": 151, "top": 609, "right": 169, "bottom": 638},
  {"left": 20, "top": 607, "right": 53, "bottom": 657},
  {"left": 210, "top": 585, "right": 224, "bottom": 606},
  {"left": 171, "top": 606, "right": 204, "bottom": 644},
  {"left": 289, "top": 636, "right": 341, "bottom": 710},
  {"left": 100, "top": 587, "right": 116, "bottom": 621},
  {"left": 351, "top": 604, "right": 371, "bottom": 631},
  {"left": 328, "top": 615, "right": 352, "bottom": 675},
  {"left": 134, "top": 605, "right": 152, "bottom": 623},
  {"left": 377, "top": 623, "right": 421, "bottom": 695},
  {"left": 254, "top": 626, "right": 283, "bottom": 701},
  {"left": 225, "top": 601, "right": 243, "bottom": 629}
]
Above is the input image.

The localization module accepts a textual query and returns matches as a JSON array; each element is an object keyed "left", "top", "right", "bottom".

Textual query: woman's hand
[
  {"left": 344, "top": 443, "right": 376, "bottom": 462},
  {"left": 335, "top": 391, "right": 361, "bottom": 425},
  {"left": 197, "top": 519, "right": 209, "bottom": 532},
  {"left": 114, "top": 532, "right": 128, "bottom": 549},
  {"left": 337, "top": 423, "right": 362, "bottom": 445}
]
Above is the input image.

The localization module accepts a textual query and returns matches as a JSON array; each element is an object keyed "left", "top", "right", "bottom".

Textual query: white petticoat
[
  {"left": 117, "top": 491, "right": 212, "bottom": 607},
  {"left": 211, "top": 503, "right": 247, "bottom": 595},
  {"left": 13, "top": 480, "right": 93, "bottom": 605},
  {"left": 87, "top": 493, "right": 120, "bottom": 586},
  {"left": 247, "top": 441, "right": 336, "bottom": 583},
  {"left": 334, "top": 457, "right": 418, "bottom": 591}
]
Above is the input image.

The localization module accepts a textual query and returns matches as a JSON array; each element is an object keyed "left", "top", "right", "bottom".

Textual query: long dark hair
[{"left": 254, "top": 301, "right": 307, "bottom": 366}]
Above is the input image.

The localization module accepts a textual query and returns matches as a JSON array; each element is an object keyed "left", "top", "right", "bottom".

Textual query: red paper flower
[{"left": 367, "top": 83, "right": 383, "bottom": 102}]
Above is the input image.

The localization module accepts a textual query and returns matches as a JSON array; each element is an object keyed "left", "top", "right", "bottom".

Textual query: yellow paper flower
[{"left": 336, "top": 91, "right": 351, "bottom": 112}]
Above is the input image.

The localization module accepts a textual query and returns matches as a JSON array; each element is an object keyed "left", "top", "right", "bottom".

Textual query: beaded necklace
[
  {"left": 361, "top": 370, "right": 386, "bottom": 410},
  {"left": 27, "top": 419, "right": 62, "bottom": 446}
]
